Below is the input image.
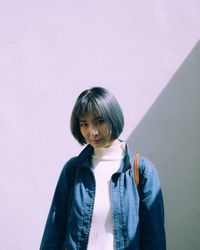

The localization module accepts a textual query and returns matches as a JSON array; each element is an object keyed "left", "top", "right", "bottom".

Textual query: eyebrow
[
  {"left": 94, "top": 116, "right": 103, "bottom": 120},
  {"left": 79, "top": 116, "right": 103, "bottom": 122}
]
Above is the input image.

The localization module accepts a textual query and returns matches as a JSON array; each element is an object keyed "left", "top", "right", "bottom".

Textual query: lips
[{"left": 92, "top": 139, "right": 101, "bottom": 143}]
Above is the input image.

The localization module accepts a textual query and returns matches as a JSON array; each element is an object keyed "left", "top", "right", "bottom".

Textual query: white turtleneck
[{"left": 87, "top": 141, "right": 125, "bottom": 250}]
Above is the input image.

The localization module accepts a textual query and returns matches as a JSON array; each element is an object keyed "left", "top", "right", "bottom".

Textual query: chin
[
  {"left": 91, "top": 144, "right": 104, "bottom": 148},
  {"left": 90, "top": 141, "right": 105, "bottom": 148}
]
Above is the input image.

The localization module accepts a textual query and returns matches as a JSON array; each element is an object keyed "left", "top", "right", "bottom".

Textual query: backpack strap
[{"left": 134, "top": 153, "right": 140, "bottom": 188}]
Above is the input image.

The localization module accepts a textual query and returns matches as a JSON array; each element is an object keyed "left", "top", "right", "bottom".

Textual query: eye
[
  {"left": 80, "top": 122, "right": 88, "bottom": 127},
  {"left": 97, "top": 119, "right": 105, "bottom": 124}
]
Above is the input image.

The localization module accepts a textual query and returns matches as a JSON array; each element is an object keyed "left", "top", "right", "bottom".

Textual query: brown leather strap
[{"left": 134, "top": 153, "right": 140, "bottom": 188}]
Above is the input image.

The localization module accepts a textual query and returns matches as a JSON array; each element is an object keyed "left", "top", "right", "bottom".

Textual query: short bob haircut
[{"left": 70, "top": 87, "right": 124, "bottom": 145}]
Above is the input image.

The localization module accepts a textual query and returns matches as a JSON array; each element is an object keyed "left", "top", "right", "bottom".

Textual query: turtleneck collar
[{"left": 92, "top": 141, "right": 125, "bottom": 161}]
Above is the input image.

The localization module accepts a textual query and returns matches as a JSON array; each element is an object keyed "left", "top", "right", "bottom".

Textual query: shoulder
[
  {"left": 138, "top": 155, "right": 156, "bottom": 175},
  {"left": 57, "top": 156, "right": 78, "bottom": 183},
  {"left": 128, "top": 149, "right": 157, "bottom": 176},
  {"left": 137, "top": 155, "right": 161, "bottom": 188},
  {"left": 55, "top": 156, "right": 78, "bottom": 189},
  {"left": 60, "top": 144, "right": 93, "bottom": 176},
  {"left": 61, "top": 156, "right": 78, "bottom": 175}
]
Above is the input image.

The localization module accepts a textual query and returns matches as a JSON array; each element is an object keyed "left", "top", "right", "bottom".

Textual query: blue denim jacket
[{"left": 40, "top": 143, "right": 166, "bottom": 250}]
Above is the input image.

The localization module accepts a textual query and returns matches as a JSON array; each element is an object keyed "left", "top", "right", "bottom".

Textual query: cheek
[
  {"left": 80, "top": 128, "right": 86, "bottom": 137},
  {"left": 102, "top": 124, "right": 111, "bottom": 135}
]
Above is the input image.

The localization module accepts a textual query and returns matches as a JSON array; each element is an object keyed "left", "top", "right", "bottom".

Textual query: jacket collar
[
  {"left": 74, "top": 141, "right": 133, "bottom": 173},
  {"left": 117, "top": 142, "right": 133, "bottom": 173},
  {"left": 74, "top": 144, "right": 94, "bottom": 168}
]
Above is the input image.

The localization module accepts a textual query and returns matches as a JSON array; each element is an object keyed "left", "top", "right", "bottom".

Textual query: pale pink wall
[{"left": 0, "top": 1, "right": 199, "bottom": 249}]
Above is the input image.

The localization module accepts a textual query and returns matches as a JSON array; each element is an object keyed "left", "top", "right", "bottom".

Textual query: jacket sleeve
[
  {"left": 40, "top": 157, "right": 77, "bottom": 250},
  {"left": 139, "top": 156, "right": 166, "bottom": 250}
]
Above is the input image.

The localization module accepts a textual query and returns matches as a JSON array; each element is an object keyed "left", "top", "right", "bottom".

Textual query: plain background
[{"left": 0, "top": 1, "right": 200, "bottom": 249}]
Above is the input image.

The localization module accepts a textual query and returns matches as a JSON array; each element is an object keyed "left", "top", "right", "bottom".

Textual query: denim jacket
[{"left": 40, "top": 143, "right": 166, "bottom": 250}]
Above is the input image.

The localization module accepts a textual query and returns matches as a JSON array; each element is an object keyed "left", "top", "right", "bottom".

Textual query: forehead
[{"left": 79, "top": 112, "right": 102, "bottom": 121}]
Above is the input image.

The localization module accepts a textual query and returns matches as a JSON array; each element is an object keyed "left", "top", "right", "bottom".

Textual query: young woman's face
[{"left": 79, "top": 113, "right": 117, "bottom": 148}]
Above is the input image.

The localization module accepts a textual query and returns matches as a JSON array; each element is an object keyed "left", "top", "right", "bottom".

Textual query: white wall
[{"left": 0, "top": 1, "right": 199, "bottom": 249}]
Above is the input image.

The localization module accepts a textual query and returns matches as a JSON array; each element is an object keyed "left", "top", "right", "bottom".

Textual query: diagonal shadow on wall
[{"left": 127, "top": 40, "right": 200, "bottom": 250}]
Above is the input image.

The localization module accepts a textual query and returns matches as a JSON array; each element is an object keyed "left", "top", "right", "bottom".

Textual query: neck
[
  {"left": 92, "top": 140, "right": 125, "bottom": 161},
  {"left": 104, "top": 139, "right": 119, "bottom": 148}
]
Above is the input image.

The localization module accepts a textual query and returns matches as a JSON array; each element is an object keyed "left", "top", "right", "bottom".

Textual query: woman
[{"left": 40, "top": 87, "right": 166, "bottom": 250}]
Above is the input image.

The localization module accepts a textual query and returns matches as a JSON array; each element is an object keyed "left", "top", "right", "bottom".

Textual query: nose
[{"left": 90, "top": 126, "right": 98, "bottom": 136}]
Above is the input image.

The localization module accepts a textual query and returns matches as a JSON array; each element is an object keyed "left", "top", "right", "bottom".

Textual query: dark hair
[{"left": 70, "top": 87, "right": 124, "bottom": 145}]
